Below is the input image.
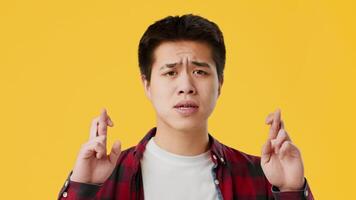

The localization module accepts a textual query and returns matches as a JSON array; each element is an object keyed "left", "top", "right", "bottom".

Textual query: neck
[{"left": 154, "top": 119, "right": 210, "bottom": 156}]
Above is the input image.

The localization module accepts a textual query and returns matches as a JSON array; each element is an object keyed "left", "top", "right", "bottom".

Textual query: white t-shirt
[{"left": 140, "top": 137, "right": 219, "bottom": 200}]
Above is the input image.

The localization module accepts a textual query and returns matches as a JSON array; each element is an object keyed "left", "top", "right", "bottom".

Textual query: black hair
[{"left": 138, "top": 14, "right": 226, "bottom": 83}]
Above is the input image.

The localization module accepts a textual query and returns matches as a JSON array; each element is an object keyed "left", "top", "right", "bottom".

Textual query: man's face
[{"left": 142, "top": 40, "right": 223, "bottom": 132}]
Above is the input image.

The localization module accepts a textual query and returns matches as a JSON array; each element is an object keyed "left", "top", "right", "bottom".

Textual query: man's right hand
[{"left": 70, "top": 108, "right": 121, "bottom": 184}]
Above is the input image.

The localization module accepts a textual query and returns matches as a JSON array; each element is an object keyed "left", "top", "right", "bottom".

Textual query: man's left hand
[{"left": 261, "top": 109, "right": 305, "bottom": 191}]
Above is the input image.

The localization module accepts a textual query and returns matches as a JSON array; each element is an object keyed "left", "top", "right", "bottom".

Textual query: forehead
[{"left": 152, "top": 41, "right": 214, "bottom": 68}]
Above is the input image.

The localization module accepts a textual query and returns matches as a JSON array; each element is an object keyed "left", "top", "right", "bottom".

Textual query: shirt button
[
  {"left": 214, "top": 179, "right": 219, "bottom": 185},
  {"left": 62, "top": 192, "right": 68, "bottom": 198},
  {"left": 220, "top": 157, "right": 224, "bottom": 163},
  {"left": 213, "top": 155, "right": 217, "bottom": 160},
  {"left": 305, "top": 189, "right": 309, "bottom": 197},
  {"left": 64, "top": 180, "right": 69, "bottom": 187}
]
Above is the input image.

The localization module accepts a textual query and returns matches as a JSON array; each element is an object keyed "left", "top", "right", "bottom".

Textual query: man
[{"left": 58, "top": 14, "right": 313, "bottom": 200}]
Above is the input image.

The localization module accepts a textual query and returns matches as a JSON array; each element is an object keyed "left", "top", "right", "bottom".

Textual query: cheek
[
  {"left": 150, "top": 83, "right": 174, "bottom": 111},
  {"left": 199, "top": 83, "right": 219, "bottom": 110}
]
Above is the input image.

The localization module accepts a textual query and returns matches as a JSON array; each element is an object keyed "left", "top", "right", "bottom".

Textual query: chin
[{"left": 168, "top": 117, "right": 206, "bottom": 132}]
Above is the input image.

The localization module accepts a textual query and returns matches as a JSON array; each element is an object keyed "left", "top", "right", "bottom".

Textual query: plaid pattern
[{"left": 58, "top": 127, "right": 313, "bottom": 200}]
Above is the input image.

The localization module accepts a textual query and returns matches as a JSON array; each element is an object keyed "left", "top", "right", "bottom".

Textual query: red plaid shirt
[{"left": 58, "top": 127, "right": 314, "bottom": 200}]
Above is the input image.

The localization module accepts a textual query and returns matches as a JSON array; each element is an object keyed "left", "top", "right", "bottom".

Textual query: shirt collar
[{"left": 133, "top": 127, "right": 226, "bottom": 165}]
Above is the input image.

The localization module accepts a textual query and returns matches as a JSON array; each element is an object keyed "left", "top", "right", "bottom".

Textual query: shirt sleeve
[
  {"left": 271, "top": 178, "right": 314, "bottom": 200},
  {"left": 57, "top": 171, "right": 102, "bottom": 200}
]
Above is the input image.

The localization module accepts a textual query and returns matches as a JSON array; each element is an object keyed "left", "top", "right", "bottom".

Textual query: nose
[{"left": 178, "top": 71, "right": 196, "bottom": 95}]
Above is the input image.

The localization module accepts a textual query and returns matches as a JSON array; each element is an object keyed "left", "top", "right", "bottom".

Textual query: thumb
[
  {"left": 109, "top": 140, "right": 121, "bottom": 165},
  {"left": 261, "top": 139, "right": 272, "bottom": 165}
]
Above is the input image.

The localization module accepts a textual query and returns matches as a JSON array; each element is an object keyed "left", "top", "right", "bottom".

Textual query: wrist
[
  {"left": 70, "top": 173, "right": 88, "bottom": 183},
  {"left": 278, "top": 178, "right": 306, "bottom": 192}
]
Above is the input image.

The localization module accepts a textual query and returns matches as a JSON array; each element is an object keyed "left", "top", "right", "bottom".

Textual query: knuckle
[
  {"left": 93, "top": 141, "right": 102, "bottom": 149},
  {"left": 276, "top": 128, "right": 285, "bottom": 135},
  {"left": 280, "top": 129, "right": 287, "bottom": 136},
  {"left": 283, "top": 141, "right": 292, "bottom": 147},
  {"left": 95, "top": 141, "right": 102, "bottom": 147},
  {"left": 100, "top": 125, "right": 107, "bottom": 130},
  {"left": 98, "top": 135, "right": 107, "bottom": 142}
]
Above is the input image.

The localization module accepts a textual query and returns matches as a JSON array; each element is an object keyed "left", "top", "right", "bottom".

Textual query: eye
[
  {"left": 164, "top": 71, "right": 177, "bottom": 77},
  {"left": 193, "top": 70, "right": 208, "bottom": 76}
]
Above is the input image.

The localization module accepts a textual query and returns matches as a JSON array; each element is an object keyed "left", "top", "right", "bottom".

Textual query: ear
[
  {"left": 141, "top": 74, "right": 151, "bottom": 100},
  {"left": 218, "top": 75, "right": 224, "bottom": 97}
]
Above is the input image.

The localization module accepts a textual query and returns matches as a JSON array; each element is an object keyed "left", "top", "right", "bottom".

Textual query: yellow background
[{"left": 1, "top": 0, "right": 355, "bottom": 199}]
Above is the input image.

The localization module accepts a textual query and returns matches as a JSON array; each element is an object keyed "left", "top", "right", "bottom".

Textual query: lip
[{"left": 173, "top": 100, "right": 199, "bottom": 116}]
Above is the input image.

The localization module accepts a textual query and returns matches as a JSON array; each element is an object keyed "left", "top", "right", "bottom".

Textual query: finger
[
  {"left": 273, "top": 129, "right": 291, "bottom": 154},
  {"left": 89, "top": 135, "right": 107, "bottom": 144},
  {"left": 268, "top": 108, "right": 281, "bottom": 139},
  {"left": 109, "top": 140, "right": 122, "bottom": 164},
  {"left": 89, "top": 136, "right": 107, "bottom": 159},
  {"left": 80, "top": 137, "right": 106, "bottom": 159},
  {"left": 265, "top": 113, "right": 274, "bottom": 124},
  {"left": 280, "top": 120, "right": 285, "bottom": 130},
  {"left": 278, "top": 141, "right": 300, "bottom": 160},
  {"left": 84, "top": 135, "right": 107, "bottom": 150},
  {"left": 261, "top": 139, "right": 272, "bottom": 165},
  {"left": 271, "top": 108, "right": 281, "bottom": 131},
  {"left": 107, "top": 115, "right": 114, "bottom": 127},
  {"left": 93, "top": 141, "right": 107, "bottom": 159},
  {"left": 91, "top": 110, "right": 113, "bottom": 139},
  {"left": 98, "top": 108, "right": 109, "bottom": 136},
  {"left": 89, "top": 116, "right": 100, "bottom": 139}
]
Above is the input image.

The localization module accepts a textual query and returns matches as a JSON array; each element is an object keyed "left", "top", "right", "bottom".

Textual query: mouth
[{"left": 173, "top": 101, "right": 199, "bottom": 116}]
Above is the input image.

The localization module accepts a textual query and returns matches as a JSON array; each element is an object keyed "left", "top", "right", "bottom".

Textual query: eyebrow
[
  {"left": 191, "top": 61, "right": 211, "bottom": 68},
  {"left": 159, "top": 63, "right": 178, "bottom": 70},
  {"left": 159, "top": 61, "right": 211, "bottom": 71}
]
